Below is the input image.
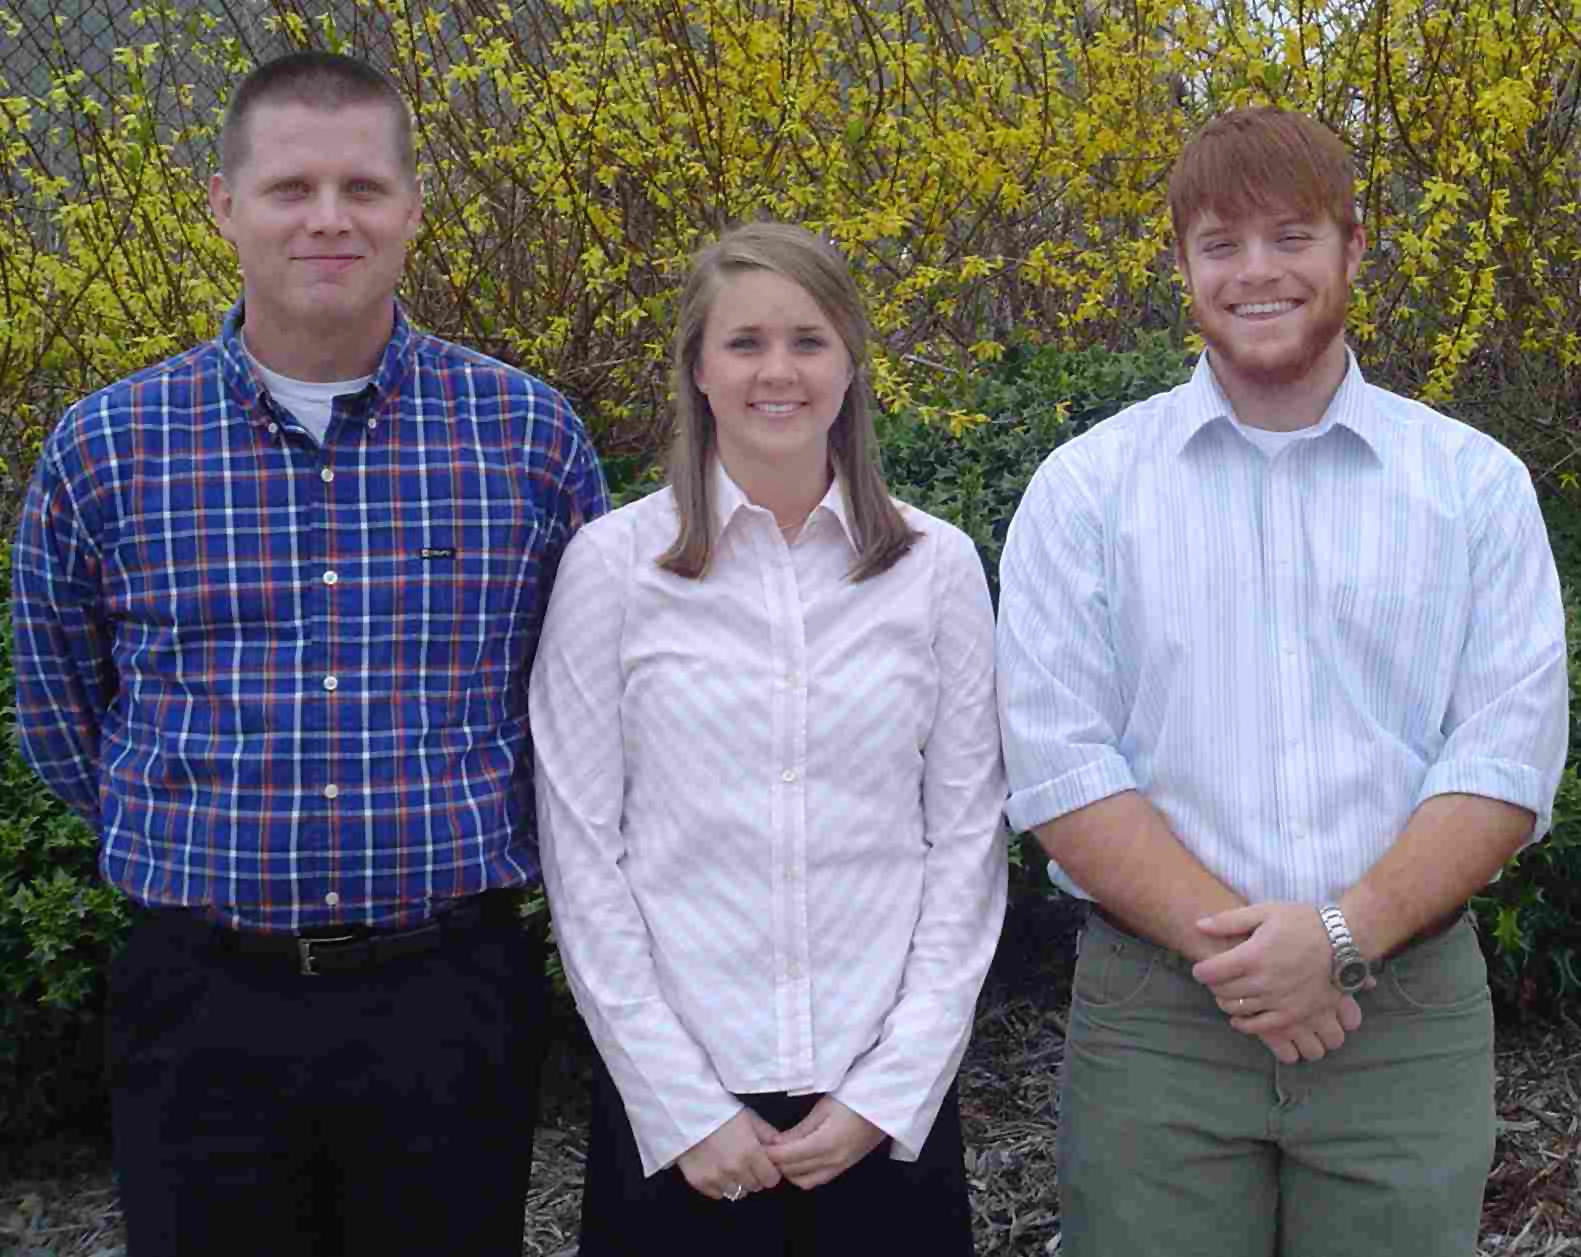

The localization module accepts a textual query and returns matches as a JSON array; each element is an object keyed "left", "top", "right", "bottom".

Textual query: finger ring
[
  {"left": 1236, "top": 997, "right": 1247, "bottom": 1012},
  {"left": 724, "top": 1183, "right": 745, "bottom": 1203}
]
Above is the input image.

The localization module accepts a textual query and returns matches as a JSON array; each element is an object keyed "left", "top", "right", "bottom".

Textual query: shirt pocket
[{"left": 380, "top": 475, "right": 542, "bottom": 728}]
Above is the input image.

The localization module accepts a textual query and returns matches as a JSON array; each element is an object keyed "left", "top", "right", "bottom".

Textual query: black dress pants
[
  {"left": 107, "top": 904, "right": 547, "bottom": 1257},
  {"left": 578, "top": 1050, "right": 976, "bottom": 1256}
]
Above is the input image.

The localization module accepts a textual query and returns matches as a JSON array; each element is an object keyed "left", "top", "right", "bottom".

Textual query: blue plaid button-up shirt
[{"left": 12, "top": 303, "right": 610, "bottom": 932}]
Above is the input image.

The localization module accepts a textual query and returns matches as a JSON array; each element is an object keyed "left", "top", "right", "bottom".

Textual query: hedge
[{"left": 5, "top": 340, "right": 1580, "bottom": 1149}]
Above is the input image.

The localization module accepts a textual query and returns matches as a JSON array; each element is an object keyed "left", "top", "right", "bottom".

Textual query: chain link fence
[{"left": 2, "top": 0, "right": 402, "bottom": 174}]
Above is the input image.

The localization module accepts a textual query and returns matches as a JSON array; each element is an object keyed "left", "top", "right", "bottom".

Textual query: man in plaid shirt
[{"left": 11, "top": 50, "right": 608, "bottom": 1257}]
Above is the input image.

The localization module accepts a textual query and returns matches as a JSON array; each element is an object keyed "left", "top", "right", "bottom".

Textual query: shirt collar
[
  {"left": 709, "top": 459, "right": 859, "bottom": 551},
  {"left": 219, "top": 300, "right": 415, "bottom": 429},
  {"left": 1172, "top": 348, "right": 1384, "bottom": 463}
]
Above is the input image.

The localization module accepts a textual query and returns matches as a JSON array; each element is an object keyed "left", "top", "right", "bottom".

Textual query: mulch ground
[{"left": 4, "top": 891, "right": 1578, "bottom": 1255}]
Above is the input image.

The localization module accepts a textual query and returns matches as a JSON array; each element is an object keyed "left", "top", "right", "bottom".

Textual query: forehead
[
  {"left": 706, "top": 268, "right": 831, "bottom": 326},
  {"left": 234, "top": 99, "right": 407, "bottom": 178}
]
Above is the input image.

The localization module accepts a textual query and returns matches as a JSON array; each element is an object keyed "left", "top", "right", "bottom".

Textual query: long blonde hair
[{"left": 658, "top": 221, "right": 919, "bottom": 582}]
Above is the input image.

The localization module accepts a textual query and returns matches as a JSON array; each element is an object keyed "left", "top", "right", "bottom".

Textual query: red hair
[{"left": 1170, "top": 108, "right": 1357, "bottom": 242}]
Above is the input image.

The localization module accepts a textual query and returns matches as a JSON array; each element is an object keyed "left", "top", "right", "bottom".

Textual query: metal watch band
[{"left": 1319, "top": 903, "right": 1370, "bottom": 993}]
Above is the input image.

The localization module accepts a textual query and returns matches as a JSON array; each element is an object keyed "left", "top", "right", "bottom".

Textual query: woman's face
[{"left": 692, "top": 268, "right": 853, "bottom": 480}]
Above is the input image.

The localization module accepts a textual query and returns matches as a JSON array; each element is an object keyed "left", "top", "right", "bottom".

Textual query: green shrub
[
  {"left": 3, "top": 340, "right": 1579, "bottom": 1152},
  {"left": 0, "top": 550, "right": 129, "bottom": 1146},
  {"left": 881, "top": 333, "right": 1194, "bottom": 604}
]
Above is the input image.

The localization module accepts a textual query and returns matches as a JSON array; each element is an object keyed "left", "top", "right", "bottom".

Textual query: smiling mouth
[
  {"left": 1230, "top": 300, "right": 1299, "bottom": 316},
  {"left": 752, "top": 402, "right": 803, "bottom": 415}
]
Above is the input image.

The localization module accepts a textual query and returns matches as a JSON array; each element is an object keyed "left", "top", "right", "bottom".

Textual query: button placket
[{"left": 1266, "top": 463, "right": 1314, "bottom": 851}]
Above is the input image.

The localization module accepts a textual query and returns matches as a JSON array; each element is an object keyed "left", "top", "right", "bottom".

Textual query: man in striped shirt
[
  {"left": 11, "top": 51, "right": 608, "bottom": 1257},
  {"left": 998, "top": 107, "right": 1567, "bottom": 1256}
]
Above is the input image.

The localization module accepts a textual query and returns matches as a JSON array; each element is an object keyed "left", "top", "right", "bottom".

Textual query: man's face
[
  {"left": 208, "top": 99, "right": 421, "bottom": 354},
  {"left": 1177, "top": 204, "right": 1364, "bottom": 395}
]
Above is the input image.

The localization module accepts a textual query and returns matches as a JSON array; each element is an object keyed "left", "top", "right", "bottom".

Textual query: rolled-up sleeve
[
  {"left": 997, "top": 456, "right": 1136, "bottom": 837},
  {"left": 530, "top": 523, "right": 742, "bottom": 1176},
  {"left": 833, "top": 526, "right": 1008, "bottom": 1161},
  {"left": 1416, "top": 460, "right": 1568, "bottom": 839}
]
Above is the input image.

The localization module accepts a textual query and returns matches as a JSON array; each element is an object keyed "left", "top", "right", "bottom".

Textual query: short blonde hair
[{"left": 659, "top": 221, "right": 918, "bottom": 582}]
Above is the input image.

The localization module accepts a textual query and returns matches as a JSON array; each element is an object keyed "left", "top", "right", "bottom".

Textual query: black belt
[{"left": 157, "top": 891, "right": 530, "bottom": 976}]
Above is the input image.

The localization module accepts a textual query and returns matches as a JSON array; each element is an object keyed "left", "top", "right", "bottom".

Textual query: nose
[
  {"left": 1236, "top": 238, "right": 1283, "bottom": 284},
  {"left": 304, "top": 189, "right": 351, "bottom": 234},
  {"left": 758, "top": 342, "right": 796, "bottom": 383}
]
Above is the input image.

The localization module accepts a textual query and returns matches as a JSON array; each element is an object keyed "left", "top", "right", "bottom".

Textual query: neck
[
  {"left": 1213, "top": 337, "right": 1350, "bottom": 432},
  {"left": 719, "top": 446, "right": 832, "bottom": 531},
  {"left": 241, "top": 298, "right": 393, "bottom": 382}
]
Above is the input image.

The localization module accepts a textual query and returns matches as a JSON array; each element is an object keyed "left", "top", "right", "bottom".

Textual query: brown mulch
[{"left": 4, "top": 892, "right": 1578, "bottom": 1256}]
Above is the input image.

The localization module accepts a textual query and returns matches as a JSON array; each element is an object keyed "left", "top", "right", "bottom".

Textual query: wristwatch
[{"left": 1318, "top": 904, "right": 1371, "bottom": 993}]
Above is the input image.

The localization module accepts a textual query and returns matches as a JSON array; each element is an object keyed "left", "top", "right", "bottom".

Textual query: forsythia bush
[
  {"left": 3, "top": 0, "right": 1581, "bottom": 1141},
  {"left": 3, "top": 0, "right": 1581, "bottom": 480}
]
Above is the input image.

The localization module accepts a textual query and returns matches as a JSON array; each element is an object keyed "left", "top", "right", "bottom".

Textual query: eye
[
  {"left": 348, "top": 179, "right": 382, "bottom": 197},
  {"left": 796, "top": 334, "right": 829, "bottom": 350},
  {"left": 1201, "top": 240, "right": 1234, "bottom": 256},
  {"left": 725, "top": 335, "right": 759, "bottom": 351},
  {"left": 274, "top": 180, "right": 309, "bottom": 198}
]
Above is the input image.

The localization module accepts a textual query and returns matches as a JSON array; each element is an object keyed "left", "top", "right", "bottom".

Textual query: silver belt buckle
[{"left": 297, "top": 934, "right": 357, "bottom": 976}]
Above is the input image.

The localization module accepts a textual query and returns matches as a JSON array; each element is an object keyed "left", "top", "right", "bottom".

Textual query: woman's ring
[
  {"left": 1236, "top": 997, "right": 1247, "bottom": 1012},
  {"left": 724, "top": 1184, "right": 745, "bottom": 1203}
]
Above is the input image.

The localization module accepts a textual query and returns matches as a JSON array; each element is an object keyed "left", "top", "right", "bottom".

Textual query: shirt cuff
[
  {"left": 1006, "top": 749, "right": 1136, "bottom": 834},
  {"left": 1416, "top": 757, "right": 1549, "bottom": 842}
]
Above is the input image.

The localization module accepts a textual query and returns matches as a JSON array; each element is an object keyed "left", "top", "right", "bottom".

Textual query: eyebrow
[
  {"left": 1192, "top": 215, "right": 1319, "bottom": 240},
  {"left": 722, "top": 322, "right": 828, "bottom": 334},
  {"left": 259, "top": 173, "right": 393, "bottom": 192}
]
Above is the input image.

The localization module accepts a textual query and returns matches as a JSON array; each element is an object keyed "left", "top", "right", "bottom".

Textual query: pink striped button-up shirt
[{"left": 531, "top": 463, "right": 1007, "bottom": 1175}]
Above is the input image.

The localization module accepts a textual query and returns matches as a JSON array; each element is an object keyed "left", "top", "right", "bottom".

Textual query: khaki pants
[{"left": 1057, "top": 910, "right": 1495, "bottom": 1257}]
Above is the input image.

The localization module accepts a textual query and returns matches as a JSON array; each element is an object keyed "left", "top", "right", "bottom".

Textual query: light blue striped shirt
[{"left": 997, "top": 352, "right": 1568, "bottom": 904}]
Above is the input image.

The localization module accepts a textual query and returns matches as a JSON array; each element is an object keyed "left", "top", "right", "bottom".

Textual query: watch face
[{"left": 1338, "top": 959, "right": 1370, "bottom": 991}]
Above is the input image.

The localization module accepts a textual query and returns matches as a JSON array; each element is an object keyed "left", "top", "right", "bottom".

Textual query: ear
[
  {"left": 208, "top": 173, "right": 236, "bottom": 243},
  {"left": 1343, "top": 223, "right": 1366, "bottom": 285},
  {"left": 404, "top": 176, "right": 424, "bottom": 241}
]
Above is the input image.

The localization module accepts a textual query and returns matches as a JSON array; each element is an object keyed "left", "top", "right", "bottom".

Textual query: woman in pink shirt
[{"left": 531, "top": 221, "right": 1007, "bottom": 1255}]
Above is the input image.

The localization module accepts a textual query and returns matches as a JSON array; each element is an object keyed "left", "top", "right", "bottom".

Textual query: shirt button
[
  {"left": 781, "top": 768, "right": 797, "bottom": 783},
  {"left": 367, "top": 418, "right": 378, "bottom": 431},
  {"left": 784, "top": 672, "right": 799, "bottom": 688},
  {"left": 320, "top": 467, "right": 335, "bottom": 483},
  {"left": 787, "top": 865, "right": 802, "bottom": 881},
  {"left": 323, "top": 675, "right": 338, "bottom": 691},
  {"left": 323, "top": 570, "right": 338, "bottom": 586},
  {"left": 323, "top": 784, "right": 339, "bottom": 800},
  {"left": 267, "top": 422, "right": 280, "bottom": 435},
  {"left": 325, "top": 892, "right": 340, "bottom": 907},
  {"left": 787, "top": 962, "right": 802, "bottom": 979},
  {"left": 1282, "top": 643, "right": 1296, "bottom": 656}
]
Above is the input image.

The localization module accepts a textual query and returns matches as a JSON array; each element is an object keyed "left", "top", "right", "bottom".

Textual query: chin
[{"left": 1211, "top": 324, "right": 1346, "bottom": 389}]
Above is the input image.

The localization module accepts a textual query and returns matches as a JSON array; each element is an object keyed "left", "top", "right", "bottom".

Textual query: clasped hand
[
  {"left": 677, "top": 1097, "right": 886, "bottom": 1199},
  {"left": 1191, "top": 901, "right": 1370, "bottom": 1064}
]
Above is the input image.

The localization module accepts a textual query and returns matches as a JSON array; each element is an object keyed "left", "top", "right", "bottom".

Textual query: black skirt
[{"left": 578, "top": 1052, "right": 976, "bottom": 1256}]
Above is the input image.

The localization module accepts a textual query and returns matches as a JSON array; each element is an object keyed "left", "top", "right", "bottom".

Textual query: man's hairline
[{"left": 222, "top": 95, "right": 417, "bottom": 184}]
